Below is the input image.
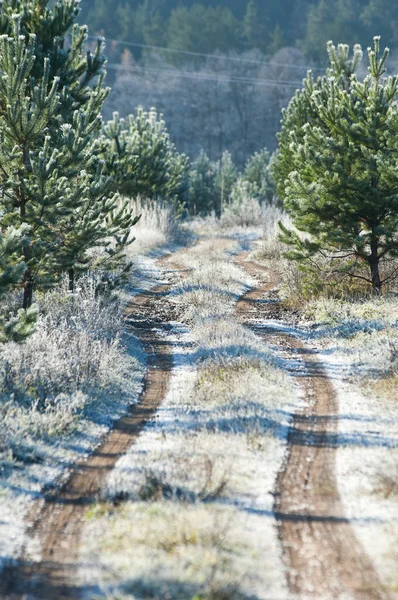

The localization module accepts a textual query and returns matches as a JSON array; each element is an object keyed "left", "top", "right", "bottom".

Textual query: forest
[
  {"left": 0, "top": 1, "right": 398, "bottom": 600},
  {"left": 78, "top": 0, "right": 398, "bottom": 165},
  {"left": 80, "top": 0, "right": 398, "bottom": 63}
]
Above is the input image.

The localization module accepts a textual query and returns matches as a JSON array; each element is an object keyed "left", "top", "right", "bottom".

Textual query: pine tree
[
  {"left": 102, "top": 108, "right": 189, "bottom": 205},
  {"left": 274, "top": 38, "right": 398, "bottom": 293},
  {"left": 187, "top": 151, "right": 217, "bottom": 216},
  {"left": 267, "top": 25, "right": 286, "bottom": 55},
  {"left": 0, "top": 17, "right": 63, "bottom": 308},
  {"left": 243, "top": 0, "right": 269, "bottom": 53},
  {"left": 243, "top": 148, "right": 275, "bottom": 204},
  {"left": 0, "top": 226, "right": 36, "bottom": 342},
  {"left": 0, "top": 1, "right": 137, "bottom": 304},
  {"left": 214, "top": 151, "right": 237, "bottom": 215}
]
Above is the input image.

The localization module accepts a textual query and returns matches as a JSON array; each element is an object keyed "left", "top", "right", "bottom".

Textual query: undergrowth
[{"left": 0, "top": 277, "right": 131, "bottom": 470}]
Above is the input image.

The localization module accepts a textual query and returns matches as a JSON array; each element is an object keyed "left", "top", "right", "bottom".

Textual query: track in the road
[
  {"left": 235, "top": 252, "right": 391, "bottom": 600},
  {"left": 0, "top": 263, "right": 180, "bottom": 600},
  {"left": 1, "top": 246, "right": 391, "bottom": 600}
]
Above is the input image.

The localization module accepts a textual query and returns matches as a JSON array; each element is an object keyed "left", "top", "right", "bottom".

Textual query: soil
[
  {"left": 235, "top": 252, "right": 391, "bottom": 600},
  {"left": 1, "top": 245, "right": 391, "bottom": 600},
  {"left": 0, "top": 259, "right": 182, "bottom": 600}
]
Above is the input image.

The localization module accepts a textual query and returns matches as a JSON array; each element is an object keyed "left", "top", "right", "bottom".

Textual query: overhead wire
[
  {"left": 87, "top": 35, "right": 325, "bottom": 72},
  {"left": 106, "top": 62, "right": 304, "bottom": 88}
]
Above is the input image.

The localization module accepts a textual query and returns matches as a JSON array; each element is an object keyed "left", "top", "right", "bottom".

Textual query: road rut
[
  {"left": 236, "top": 252, "right": 390, "bottom": 600},
  {"left": 1, "top": 261, "right": 180, "bottom": 600}
]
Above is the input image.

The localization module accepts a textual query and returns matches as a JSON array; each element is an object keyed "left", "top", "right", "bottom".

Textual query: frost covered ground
[
  {"left": 3, "top": 204, "right": 397, "bottom": 598},
  {"left": 0, "top": 201, "right": 179, "bottom": 575},
  {"left": 0, "top": 274, "right": 149, "bottom": 572},
  {"left": 305, "top": 300, "right": 398, "bottom": 597},
  {"left": 78, "top": 235, "right": 300, "bottom": 600}
]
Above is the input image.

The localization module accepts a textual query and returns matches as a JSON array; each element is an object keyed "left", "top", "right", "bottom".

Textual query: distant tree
[
  {"left": 303, "top": 0, "right": 368, "bottom": 63},
  {"left": 243, "top": 0, "right": 269, "bottom": 53},
  {"left": 361, "top": 0, "right": 398, "bottom": 46},
  {"left": 274, "top": 38, "right": 398, "bottom": 293},
  {"left": 267, "top": 25, "right": 286, "bottom": 55},
  {"left": 166, "top": 4, "right": 242, "bottom": 56},
  {"left": 243, "top": 149, "right": 275, "bottom": 203},
  {"left": 102, "top": 108, "right": 189, "bottom": 205},
  {"left": 188, "top": 151, "right": 217, "bottom": 215},
  {"left": 214, "top": 151, "right": 238, "bottom": 213},
  {"left": 137, "top": 0, "right": 168, "bottom": 48}
]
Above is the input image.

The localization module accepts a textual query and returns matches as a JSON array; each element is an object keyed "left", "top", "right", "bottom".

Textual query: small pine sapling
[{"left": 274, "top": 38, "right": 398, "bottom": 293}]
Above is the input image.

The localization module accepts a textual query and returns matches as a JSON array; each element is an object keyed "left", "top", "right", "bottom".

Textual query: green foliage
[
  {"left": 0, "top": 1, "right": 139, "bottom": 310},
  {"left": 274, "top": 38, "right": 398, "bottom": 293},
  {"left": 81, "top": 0, "right": 398, "bottom": 63},
  {"left": 243, "top": 149, "right": 275, "bottom": 204},
  {"left": 187, "top": 151, "right": 217, "bottom": 216},
  {"left": 0, "top": 226, "right": 37, "bottom": 342},
  {"left": 188, "top": 147, "right": 274, "bottom": 216},
  {"left": 80, "top": 0, "right": 308, "bottom": 60},
  {"left": 214, "top": 151, "right": 238, "bottom": 215},
  {"left": 102, "top": 108, "right": 189, "bottom": 205},
  {"left": 243, "top": 0, "right": 268, "bottom": 53},
  {"left": 166, "top": 4, "right": 242, "bottom": 56}
]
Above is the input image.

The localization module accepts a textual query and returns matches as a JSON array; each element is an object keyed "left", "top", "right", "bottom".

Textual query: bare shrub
[
  {"left": 126, "top": 197, "right": 182, "bottom": 255},
  {"left": 0, "top": 278, "right": 124, "bottom": 410}
]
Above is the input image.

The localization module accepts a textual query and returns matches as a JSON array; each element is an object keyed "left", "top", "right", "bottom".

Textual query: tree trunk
[
  {"left": 22, "top": 269, "right": 33, "bottom": 309},
  {"left": 20, "top": 195, "right": 34, "bottom": 309},
  {"left": 22, "top": 232, "right": 33, "bottom": 309},
  {"left": 370, "top": 240, "right": 382, "bottom": 294},
  {"left": 68, "top": 268, "right": 75, "bottom": 293}
]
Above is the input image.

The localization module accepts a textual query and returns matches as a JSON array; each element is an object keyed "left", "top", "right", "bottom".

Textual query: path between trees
[
  {"left": 0, "top": 258, "right": 182, "bottom": 600},
  {"left": 1, "top": 244, "right": 391, "bottom": 600},
  {"left": 235, "top": 252, "right": 391, "bottom": 600}
]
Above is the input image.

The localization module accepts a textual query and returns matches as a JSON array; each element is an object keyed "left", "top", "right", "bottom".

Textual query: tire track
[
  {"left": 235, "top": 252, "right": 390, "bottom": 600},
  {"left": 0, "top": 260, "right": 181, "bottom": 600}
]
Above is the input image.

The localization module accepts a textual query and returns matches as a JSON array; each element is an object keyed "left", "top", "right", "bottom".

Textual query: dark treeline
[
  {"left": 80, "top": 0, "right": 398, "bottom": 167},
  {"left": 80, "top": 0, "right": 398, "bottom": 64}
]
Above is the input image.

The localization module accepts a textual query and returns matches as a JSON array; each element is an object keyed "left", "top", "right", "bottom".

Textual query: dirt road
[
  {"left": 0, "top": 261, "right": 181, "bottom": 600},
  {"left": 1, "top": 244, "right": 390, "bottom": 600},
  {"left": 236, "top": 252, "right": 390, "bottom": 600}
]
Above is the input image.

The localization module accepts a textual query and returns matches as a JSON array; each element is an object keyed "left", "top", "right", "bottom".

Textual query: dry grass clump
[
  {"left": 253, "top": 206, "right": 291, "bottom": 264},
  {"left": 85, "top": 502, "right": 249, "bottom": 600},
  {"left": 373, "top": 463, "right": 398, "bottom": 500},
  {"left": 0, "top": 277, "right": 135, "bottom": 469},
  {"left": 301, "top": 295, "right": 398, "bottom": 328},
  {"left": 220, "top": 196, "right": 263, "bottom": 229},
  {"left": 126, "top": 198, "right": 182, "bottom": 256}
]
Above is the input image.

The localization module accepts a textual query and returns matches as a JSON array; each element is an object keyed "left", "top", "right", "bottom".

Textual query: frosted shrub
[
  {"left": 37, "top": 276, "right": 122, "bottom": 340},
  {"left": 0, "top": 278, "right": 130, "bottom": 465},
  {"left": 220, "top": 179, "right": 263, "bottom": 228},
  {"left": 126, "top": 197, "right": 180, "bottom": 255},
  {"left": 0, "top": 278, "right": 124, "bottom": 408},
  {"left": 257, "top": 206, "right": 290, "bottom": 261}
]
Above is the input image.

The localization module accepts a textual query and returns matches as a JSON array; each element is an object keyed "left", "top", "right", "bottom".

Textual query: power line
[
  {"left": 88, "top": 35, "right": 325, "bottom": 72},
  {"left": 106, "top": 62, "right": 303, "bottom": 88}
]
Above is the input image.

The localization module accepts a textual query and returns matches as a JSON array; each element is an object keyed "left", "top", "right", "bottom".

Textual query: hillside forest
[{"left": 79, "top": 0, "right": 398, "bottom": 164}]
